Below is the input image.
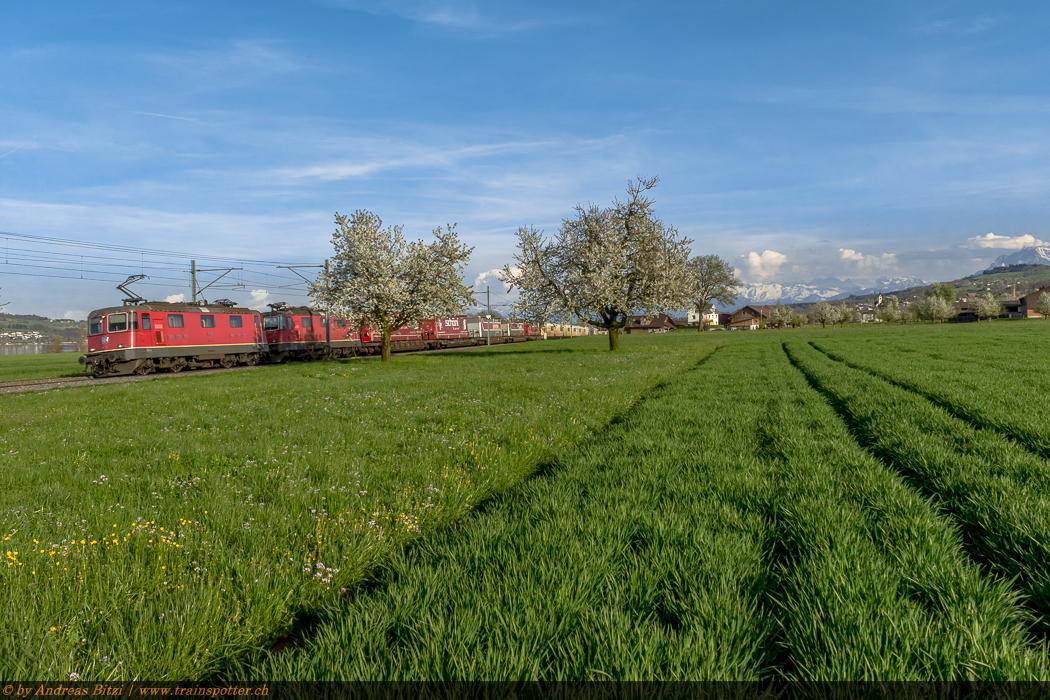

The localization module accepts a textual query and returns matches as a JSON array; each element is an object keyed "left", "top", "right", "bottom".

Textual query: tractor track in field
[
  {"left": 807, "top": 340, "right": 1050, "bottom": 461},
  {"left": 781, "top": 340, "right": 1050, "bottom": 641}
]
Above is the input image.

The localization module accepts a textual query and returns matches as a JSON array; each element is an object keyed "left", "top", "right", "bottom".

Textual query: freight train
[{"left": 79, "top": 300, "right": 539, "bottom": 377}]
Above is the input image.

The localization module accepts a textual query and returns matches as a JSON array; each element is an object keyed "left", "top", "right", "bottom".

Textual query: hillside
[
  {"left": 831, "top": 264, "right": 1050, "bottom": 307},
  {"left": 0, "top": 312, "right": 85, "bottom": 344}
]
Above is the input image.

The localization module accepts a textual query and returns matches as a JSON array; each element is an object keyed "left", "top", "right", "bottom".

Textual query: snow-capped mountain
[
  {"left": 733, "top": 276, "right": 926, "bottom": 305},
  {"left": 988, "top": 246, "right": 1050, "bottom": 268}
]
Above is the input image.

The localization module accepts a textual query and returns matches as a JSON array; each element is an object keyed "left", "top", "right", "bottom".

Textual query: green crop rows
[{"left": 4, "top": 322, "right": 1050, "bottom": 680}]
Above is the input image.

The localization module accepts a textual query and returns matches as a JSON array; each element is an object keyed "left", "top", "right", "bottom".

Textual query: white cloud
[
  {"left": 63, "top": 310, "right": 86, "bottom": 320},
  {"left": 473, "top": 267, "right": 517, "bottom": 295},
  {"left": 965, "top": 232, "right": 1049, "bottom": 249},
  {"left": 249, "top": 289, "right": 271, "bottom": 307},
  {"left": 744, "top": 250, "right": 787, "bottom": 281},
  {"left": 839, "top": 248, "right": 897, "bottom": 270},
  {"left": 165, "top": 293, "right": 185, "bottom": 303}
]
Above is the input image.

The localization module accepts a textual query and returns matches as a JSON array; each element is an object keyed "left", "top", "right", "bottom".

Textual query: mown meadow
[{"left": 4, "top": 320, "right": 1050, "bottom": 680}]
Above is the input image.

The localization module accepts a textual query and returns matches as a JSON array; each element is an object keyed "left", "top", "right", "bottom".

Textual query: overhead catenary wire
[{"left": 0, "top": 228, "right": 317, "bottom": 301}]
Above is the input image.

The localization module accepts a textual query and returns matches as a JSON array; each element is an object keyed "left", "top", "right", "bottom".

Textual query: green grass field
[
  {"left": 4, "top": 322, "right": 1050, "bottom": 680},
  {"left": 0, "top": 352, "right": 88, "bottom": 381},
  {"left": 0, "top": 335, "right": 714, "bottom": 680}
]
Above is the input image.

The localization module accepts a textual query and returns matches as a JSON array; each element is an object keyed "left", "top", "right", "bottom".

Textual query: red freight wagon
[
  {"left": 420, "top": 316, "right": 469, "bottom": 340},
  {"left": 80, "top": 302, "right": 264, "bottom": 376},
  {"left": 359, "top": 323, "right": 426, "bottom": 353}
]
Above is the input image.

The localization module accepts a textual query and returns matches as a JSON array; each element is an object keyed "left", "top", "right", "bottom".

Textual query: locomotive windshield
[
  {"left": 89, "top": 315, "right": 103, "bottom": 335},
  {"left": 263, "top": 316, "right": 281, "bottom": 330},
  {"left": 107, "top": 313, "right": 128, "bottom": 333}
]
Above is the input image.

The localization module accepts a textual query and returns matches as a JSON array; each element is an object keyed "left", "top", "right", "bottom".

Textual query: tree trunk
[
  {"left": 608, "top": 327, "right": 620, "bottom": 351},
  {"left": 381, "top": 328, "right": 392, "bottom": 362},
  {"left": 699, "top": 322, "right": 707, "bottom": 331}
]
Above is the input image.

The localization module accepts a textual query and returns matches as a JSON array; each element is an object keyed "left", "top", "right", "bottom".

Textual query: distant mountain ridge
[
  {"left": 987, "top": 246, "right": 1050, "bottom": 270},
  {"left": 733, "top": 275, "right": 927, "bottom": 305}
]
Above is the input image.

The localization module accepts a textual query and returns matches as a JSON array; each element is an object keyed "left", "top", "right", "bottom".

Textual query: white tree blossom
[
  {"left": 1036, "top": 292, "right": 1050, "bottom": 319},
  {"left": 311, "top": 210, "right": 475, "bottom": 362},
  {"left": 503, "top": 176, "right": 693, "bottom": 351},
  {"left": 830, "top": 304, "right": 851, "bottom": 328},
  {"left": 813, "top": 302, "right": 834, "bottom": 329},
  {"left": 768, "top": 302, "right": 792, "bottom": 329},
  {"left": 974, "top": 292, "right": 1004, "bottom": 321},
  {"left": 917, "top": 295, "right": 957, "bottom": 323},
  {"left": 876, "top": 295, "right": 901, "bottom": 323}
]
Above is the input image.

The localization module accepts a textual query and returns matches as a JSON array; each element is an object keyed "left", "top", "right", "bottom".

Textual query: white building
[{"left": 687, "top": 304, "right": 719, "bottom": 326}]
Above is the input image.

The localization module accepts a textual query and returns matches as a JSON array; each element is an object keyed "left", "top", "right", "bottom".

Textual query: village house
[
  {"left": 623, "top": 314, "right": 678, "bottom": 334},
  {"left": 687, "top": 304, "right": 721, "bottom": 327},
  {"left": 729, "top": 305, "right": 773, "bottom": 330},
  {"left": 1020, "top": 287, "right": 1050, "bottom": 318}
]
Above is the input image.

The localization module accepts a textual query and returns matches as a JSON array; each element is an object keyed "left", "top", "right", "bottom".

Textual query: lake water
[{"left": 0, "top": 343, "right": 82, "bottom": 356}]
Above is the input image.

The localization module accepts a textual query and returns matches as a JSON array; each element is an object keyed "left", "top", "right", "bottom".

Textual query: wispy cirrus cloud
[
  {"left": 130, "top": 111, "right": 199, "bottom": 122},
  {"left": 316, "top": 0, "right": 570, "bottom": 34},
  {"left": 139, "top": 39, "right": 304, "bottom": 90},
  {"left": 266, "top": 139, "right": 555, "bottom": 182},
  {"left": 0, "top": 136, "right": 40, "bottom": 160},
  {"left": 916, "top": 16, "right": 1001, "bottom": 36}
]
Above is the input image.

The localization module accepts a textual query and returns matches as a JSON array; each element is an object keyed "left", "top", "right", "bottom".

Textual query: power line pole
[
  {"left": 324, "top": 259, "right": 330, "bottom": 350},
  {"left": 190, "top": 259, "right": 197, "bottom": 303},
  {"left": 486, "top": 285, "right": 491, "bottom": 346}
]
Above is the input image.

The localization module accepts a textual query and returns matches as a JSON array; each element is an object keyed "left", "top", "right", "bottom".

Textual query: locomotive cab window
[
  {"left": 200, "top": 315, "right": 216, "bottom": 328},
  {"left": 263, "top": 316, "right": 280, "bottom": 330},
  {"left": 229, "top": 315, "right": 243, "bottom": 328},
  {"left": 89, "top": 315, "right": 104, "bottom": 335},
  {"left": 302, "top": 317, "right": 312, "bottom": 328},
  {"left": 336, "top": 319, "right": 345, "bottom": 328},
  {"left": 141, "top": 314, "right": 151, "bottom": 330},
  {"left": 107, "top": 313, "right": 128, "bottom": 333},
  {"left": 168, "top": 314, "right": 184, "bottom": 328},
  {"left": 319, "top": 317, "right": 328, "bottom": 327}
]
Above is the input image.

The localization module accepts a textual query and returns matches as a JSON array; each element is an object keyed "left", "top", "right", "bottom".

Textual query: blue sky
[{"left": 2, "top": 0, "right": 1050, "bottom": 317}]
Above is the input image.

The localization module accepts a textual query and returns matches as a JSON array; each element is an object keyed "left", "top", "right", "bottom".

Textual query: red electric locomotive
[
  {"left": 80, "top": 301, "right": 265, "bottom": 376},
  {"left": 82, "top": 290, "right": 542, "bottom": 376},
  {"left": 260, "top": 306, "right": 342, "bottom": 362}
]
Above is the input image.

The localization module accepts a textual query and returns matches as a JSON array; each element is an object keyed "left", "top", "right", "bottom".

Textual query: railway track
[
  {"left": 0, "top": 365, "right": 266, "bottom": 395},
  {"left": 0, "top": 342, "right": 513, "bottom": 395}
]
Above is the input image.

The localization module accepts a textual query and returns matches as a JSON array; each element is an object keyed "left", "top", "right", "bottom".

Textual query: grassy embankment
[
  {"left": 0, "top": 352, "right": 87, "bottom": 381},
  {"left": 227, "top": 338, "right": 1047, "bottom": 680},
  {"left": 0, "top": 334, "right": 715, "bottom": 680}
]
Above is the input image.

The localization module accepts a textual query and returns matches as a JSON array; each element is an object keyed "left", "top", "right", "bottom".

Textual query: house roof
[
  {"left": 730, "top": 305, "right": 774, "bottom": 320},
  {"left": 624, "top": 313, "right": 677, "bottom": 329}
]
